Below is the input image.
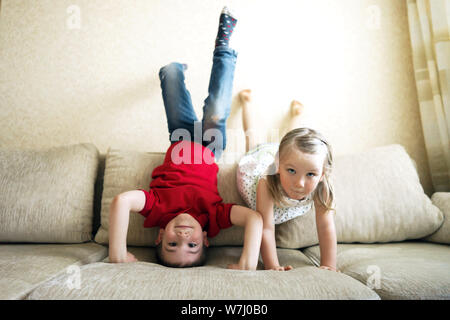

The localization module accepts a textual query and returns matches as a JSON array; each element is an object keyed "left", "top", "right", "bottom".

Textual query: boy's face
[{"left": 155, "top": 213, "right": 209, "bottom": 266}]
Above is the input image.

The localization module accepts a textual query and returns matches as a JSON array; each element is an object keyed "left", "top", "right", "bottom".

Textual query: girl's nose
[{"left": 296, "top": 178, "right": 305, "bottom": 188}]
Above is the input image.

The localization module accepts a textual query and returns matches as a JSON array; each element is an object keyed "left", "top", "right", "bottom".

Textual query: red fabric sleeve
[
  {"left": 207, "top": 203, "right": 235, "bottom": 237},
  {"left": 217, "top": 203, "right": 234, "bottom": 229},
  {"left": 137, "top": 189, "right": 156, "bottom": 218}
]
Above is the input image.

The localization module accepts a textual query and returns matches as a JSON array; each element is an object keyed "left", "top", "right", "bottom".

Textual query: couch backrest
[
  {"left": 93, "top": 144, "right": 444, "bottom": 248},
  {"left": 0, "top": 143, "right": 99, "bottom": 243},
  {"left": 1, "top": 143, "right": 443, "bottom": 248}
]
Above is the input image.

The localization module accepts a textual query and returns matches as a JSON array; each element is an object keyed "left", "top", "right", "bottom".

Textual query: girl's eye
[
  {"left": 168, "top": 242, "right": 177, "bottom": 247},
  {"left": 307, "top": 173, "right": 317, "bottom": 177},
  {"left": 287, "top": 168, "right": 296, "bottom": 174},
  {"left": 188, "top": 243, "right": 197, "bottom": 248}
]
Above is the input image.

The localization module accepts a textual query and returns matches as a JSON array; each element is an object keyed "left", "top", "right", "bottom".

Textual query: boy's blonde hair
[{"left": 265, "top": 127, "right": 335, "bottom": 213}]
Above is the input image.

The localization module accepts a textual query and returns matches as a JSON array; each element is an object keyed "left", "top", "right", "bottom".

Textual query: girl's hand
[
  {"left": 266, "top": 265, "right": 293, "bottom": 271},
  {"left": 319, "top": 265, "right": 340, "bottom": 272},
  {"left": 227, "top": 263, "right": 256, "bottom": 271}
]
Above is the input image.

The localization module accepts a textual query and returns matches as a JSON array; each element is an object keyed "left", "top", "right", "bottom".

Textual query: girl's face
[{"left": 277, "top": 148, "right": 326, "bottom": 200}]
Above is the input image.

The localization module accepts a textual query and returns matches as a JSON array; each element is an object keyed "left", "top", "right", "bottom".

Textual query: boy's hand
[
  {"left": 110, "top": 251, "right": 138, "bottom": 263},
  {"left": 108, "top": 191, "right": 146, "bottom": 264}
]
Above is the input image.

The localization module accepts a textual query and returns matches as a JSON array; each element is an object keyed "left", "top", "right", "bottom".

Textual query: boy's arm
[
  {"left": 228, "top": 205, "right": 263, "bottom": 270},
  {"left": 314, "top": 196, "right": 338, "bottom": 271},
  {"left": 257, "top": 178, "right": 292, "bottom": 271},
  {"left": 109, "top": 190, "right": 146, "bottom": 263}
]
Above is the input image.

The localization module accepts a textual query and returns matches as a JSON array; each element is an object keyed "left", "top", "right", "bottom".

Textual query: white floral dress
[{"left": 236, "top": 143, "right": 313, "bottom": 225}]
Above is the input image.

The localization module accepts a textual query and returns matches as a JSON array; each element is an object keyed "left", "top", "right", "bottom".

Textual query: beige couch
[{"left": 1, "top": 143, "right": 449, "bottom": 300}]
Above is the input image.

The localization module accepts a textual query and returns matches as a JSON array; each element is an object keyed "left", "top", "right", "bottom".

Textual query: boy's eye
[
  {"left": 168, "top": 242, "right": 177, "bottom": 247},
  {"left": 188, "top": 243, "right": 197, "bottom": 248}
]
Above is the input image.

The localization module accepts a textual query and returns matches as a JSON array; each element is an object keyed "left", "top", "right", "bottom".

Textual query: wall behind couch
[{"left": 0, "top": 0, "right": 434, "bottom": 195}]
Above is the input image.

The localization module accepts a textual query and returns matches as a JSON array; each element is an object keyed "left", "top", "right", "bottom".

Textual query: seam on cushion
[
  {"left": 22, "top": 243, "right": 108, "bottom": 300},
  {"left": 79, "top": 243, "right": 109, "bottom": 264},
  {"left": 300, "top": 249, "right": 320, "bottom": 267},
  {"left": 22, "top": 267, "right": 82, "bottom": 300},
  {"left": 300, "top": 249, "right": 382, "bottom": 300}
]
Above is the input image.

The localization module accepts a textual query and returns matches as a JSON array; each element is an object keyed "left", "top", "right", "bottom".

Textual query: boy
[{"left": 108, "top": 7, "right": 263, "bottom": 269}]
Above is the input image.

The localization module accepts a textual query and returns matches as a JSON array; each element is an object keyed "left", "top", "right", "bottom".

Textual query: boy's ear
[
  {"left": 202, "top": 231, "right": 209, "bottom": 247},
  {"left": 155, "top": 228, "right": 164, "bottom": 245}
]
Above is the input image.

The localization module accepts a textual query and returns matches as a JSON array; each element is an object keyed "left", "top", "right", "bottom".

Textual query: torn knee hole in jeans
[
  {"left": 204, "top": 114, "right": 222, "bottom": 126},
  {"left": 211, "top": 114, "right": 221, "bottom": 123}
]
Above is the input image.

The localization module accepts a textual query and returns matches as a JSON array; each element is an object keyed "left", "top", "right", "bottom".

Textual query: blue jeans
[{"left": 159, "top": 46, "right": 238, "bottom": 160}]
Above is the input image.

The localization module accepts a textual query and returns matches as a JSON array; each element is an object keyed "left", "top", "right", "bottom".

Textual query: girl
[{"left": 236, "top": 89, "right": 338, "bottom": 272}]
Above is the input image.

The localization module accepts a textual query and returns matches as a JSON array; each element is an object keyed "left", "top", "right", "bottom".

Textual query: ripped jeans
[{"left": 158, "top": 46, "right": 238, "bottom": 160}]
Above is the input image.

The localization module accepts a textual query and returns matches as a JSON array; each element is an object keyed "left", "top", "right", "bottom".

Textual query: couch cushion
[
  {"left": 26, "top": 247, "right": 379, "bottom": 300},
  {"left": 275, "top": 206, "right": 318, "bottom": 248},
  {"left": 94, "top": 148, "right": 249, "bottom": 247},
  {"left": 93, "top": 148, "right": 323, "bottom": 247},
  {"left": 425, "top": 192, "right": 450, "bottom": 244},
  {"left": 220, "top": 145, "right": 445, "bottom": 247},
  {"left": 0, "top": 143, "right": 99, "bottom": 243},
  {"left": 94, "top": 144, "right": 444, "bottom": 249},
  {"left": 208, "top": 162, "right": 247, "bottom": 246},
  {"left": 94, "top": 149, "right": 167, "bottom": 246},
  {"left": 332, "top": 145, "right": 443, "bottom": 243},
  {"left": 302, "top": 242, "right": 450, "bottom": 299},
  {"left": 0, "top": 242, "right": 107, "bottom": 300}
]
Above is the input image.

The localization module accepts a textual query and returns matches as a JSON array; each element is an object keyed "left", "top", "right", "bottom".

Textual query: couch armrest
[{"left": 424, "top": 192, "right": 450, "bottom": 244}]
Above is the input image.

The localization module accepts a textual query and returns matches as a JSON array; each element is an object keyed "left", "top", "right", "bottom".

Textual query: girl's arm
[
  {"left": 314, "top": 194, "right": 338, "bottom": 271},
  {"left": 257, "top": 178, "right": 292, "bottom": 271},
  {"left": 228, "top": 205, "right": 263, "bottom": 270},
  {"left": 108, "top": 190, "right": 146, "bottom": 263}
]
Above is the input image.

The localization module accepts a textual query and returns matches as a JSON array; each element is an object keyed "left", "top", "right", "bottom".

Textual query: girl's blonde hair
[{"left": 265, "top": 127, "right": 335, "bottom": 213}]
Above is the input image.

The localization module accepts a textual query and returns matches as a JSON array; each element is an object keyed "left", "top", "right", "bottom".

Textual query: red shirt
[{"left": 138, "top": 140, "right": 234, "bottom": 237}]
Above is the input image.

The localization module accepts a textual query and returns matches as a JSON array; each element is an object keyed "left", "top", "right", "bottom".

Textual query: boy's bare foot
[
  {"left": 239, "top": 89, "right": 252, "bottom": 104},
  {"left": 290, "top": 100, "right": 304, "bottom": 117}
]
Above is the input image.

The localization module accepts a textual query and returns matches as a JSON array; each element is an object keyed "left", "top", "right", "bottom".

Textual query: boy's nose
[{"left": 177, "top": 230, "right": 192, "bottom": 238}]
